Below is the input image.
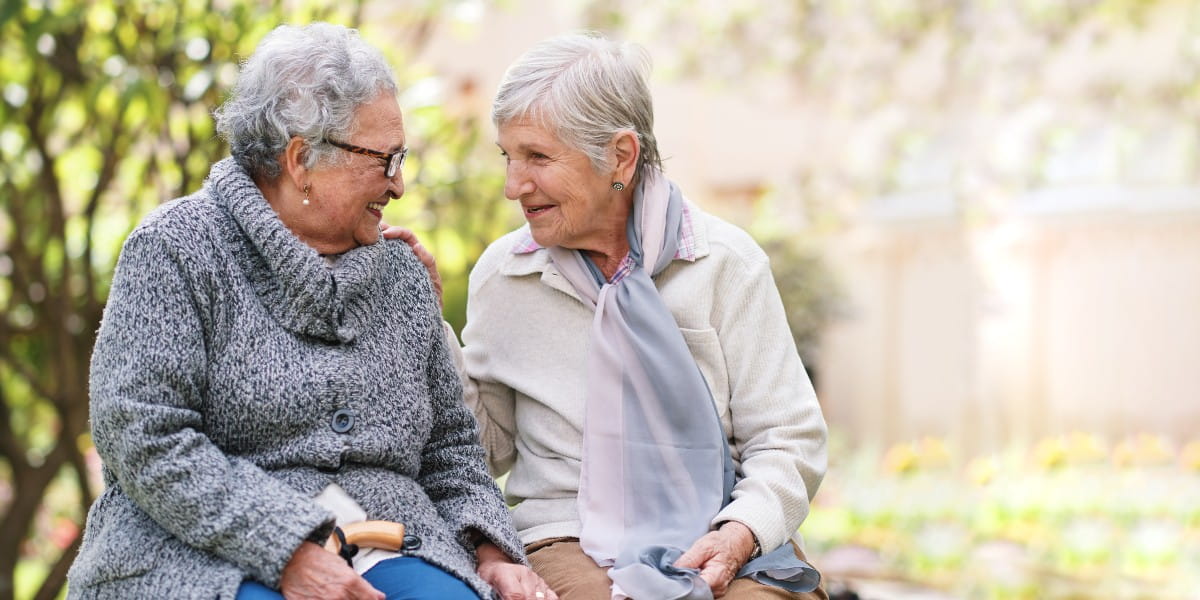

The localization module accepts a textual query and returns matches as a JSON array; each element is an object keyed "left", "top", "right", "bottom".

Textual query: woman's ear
[
  {"left": 281, "top": 136, "right": 310, "bottom": 191},
  {"left": 612, "top": 130, "right": 640, "bottom": 186}
]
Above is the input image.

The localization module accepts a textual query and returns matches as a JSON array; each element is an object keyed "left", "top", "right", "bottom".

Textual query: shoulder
[
  {"left": 691, "top": 205, "right": 770, "bottom": 273},
  {"left": 378, "top": 238, "right": 442, "bottom": 322},
  {"left": 381, "top": 235, "right": 423, "bottom": 273},
  {"left": 468, "top": 226, "right": 534, "bottom": 290},
  {"left": 381, "top": 237, "right": 437, "bottom": 301},
  {"left": 123, "top": 190, "right": 225, "bottom": 261}
]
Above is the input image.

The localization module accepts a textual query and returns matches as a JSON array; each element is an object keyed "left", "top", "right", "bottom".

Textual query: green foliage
[{"left": 758, "top": 236, "right": 845, "bottom": 376}]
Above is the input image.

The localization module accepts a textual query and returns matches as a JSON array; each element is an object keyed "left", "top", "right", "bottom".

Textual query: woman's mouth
[
  {"left": 524, "top": 204, "right": 555, "bottom": 218},
  {"left": 367, "top": 202, "right": 385, "bottom": 217}
]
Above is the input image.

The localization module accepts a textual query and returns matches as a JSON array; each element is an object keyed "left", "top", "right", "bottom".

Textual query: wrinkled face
[
  {"left": 306, "top": 92, "right": 406, "bottom": 253},
  {"left": 497, "top": 117, "right": 623, "bottom": 251}
]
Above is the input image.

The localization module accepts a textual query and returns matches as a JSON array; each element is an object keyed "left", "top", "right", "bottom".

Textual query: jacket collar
[
  {"left": 206, "top": 157, "right": 385, "bottom": 343},
  {"left": 498, "top": 199, "right": 709, "bottom": 300}
]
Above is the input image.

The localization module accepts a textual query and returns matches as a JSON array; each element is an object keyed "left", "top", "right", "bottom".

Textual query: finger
[
  {"left": 347, "top": 574, "right": 384, "bottom": 600},
  {"left": 513, "top": 569, "right": 547, "bottom": 600},
  {"left": 412, "top": 243, "right": 435, "bottom": 263},
  {"left": 381, "top": 225, "right": 415, "bottom": 241},
  {"left": 674, "top": 544, "right": 711, "bottom": 569},
  {"left": 491, "top": 571, "right": 522, "bottom": 600},
  {"left": 698, "top": 563, "right": 734, "bottom": 597},
  {"left": 388, "top": 229, "right": 418, "bottom": 245}
]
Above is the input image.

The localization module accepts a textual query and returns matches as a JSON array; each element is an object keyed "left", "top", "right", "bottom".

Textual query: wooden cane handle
[{"left": 324, "top": 521, "right": 406, "bottom": 554}]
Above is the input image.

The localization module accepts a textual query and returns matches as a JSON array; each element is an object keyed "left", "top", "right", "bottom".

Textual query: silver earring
[
  {"left": 303, "top": 184, "right": 311, "bottom": 206},
  {"left": 611, "top": 182, "right": 625, "bottom": 191}
]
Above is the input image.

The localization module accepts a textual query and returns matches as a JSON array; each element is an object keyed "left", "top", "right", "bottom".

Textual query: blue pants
[{"left": 236, "top": 556, "right": 480, "bottom": 600}]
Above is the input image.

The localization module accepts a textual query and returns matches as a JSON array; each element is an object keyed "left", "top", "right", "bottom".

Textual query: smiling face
[
  {"left": 298, "top": 92, "right": 406, "bottom": 254},
  {"left": 497, "top": 117, "right": 630, "bottom": 254}
]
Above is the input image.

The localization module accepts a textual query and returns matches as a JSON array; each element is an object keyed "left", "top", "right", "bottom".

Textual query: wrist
[
  {"left": 475, "top": 541, "right": 512, "bottom": 565},
  {"left": 719, "top": 521, "right": 760, "bottom": 561}
]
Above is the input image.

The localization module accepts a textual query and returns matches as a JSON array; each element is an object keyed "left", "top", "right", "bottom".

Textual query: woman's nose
[
  {"left": 387, "top": 170, "right": 405, "bottom": 199},
  {"left": 504, "top": 162, "right": 534, "bottom": 200}
]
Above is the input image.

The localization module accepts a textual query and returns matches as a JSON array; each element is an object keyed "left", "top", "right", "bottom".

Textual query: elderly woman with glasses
[
  {"left": 397, "top": 32, "right": 830, "bottom": 600},
  {"left": 67, "top": 23, "right": 553, "bottom": 600}
]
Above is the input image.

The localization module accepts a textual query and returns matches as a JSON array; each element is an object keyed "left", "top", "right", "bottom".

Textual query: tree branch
[
  {"left": 0, "top": 385, "right": 26, "bottom": 471},
  {"left": 0, "top": 343, "right": 56, "bottom": 404},
  {"left": 32, "top": 532, "right": 79, "bottom": 600}
]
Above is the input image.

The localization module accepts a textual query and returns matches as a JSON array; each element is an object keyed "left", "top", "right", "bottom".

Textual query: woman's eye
[{"left": 530, "top": 152, "right": 549, "bottom": 161}]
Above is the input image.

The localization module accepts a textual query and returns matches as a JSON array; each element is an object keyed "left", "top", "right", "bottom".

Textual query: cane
[{"left": 324, "top": 521, "right": 406, "bottom": 568}]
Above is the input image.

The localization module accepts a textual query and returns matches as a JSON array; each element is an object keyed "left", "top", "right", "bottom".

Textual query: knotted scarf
[{"left": 548, "top": 171, "right": 820, "bottom": 599}]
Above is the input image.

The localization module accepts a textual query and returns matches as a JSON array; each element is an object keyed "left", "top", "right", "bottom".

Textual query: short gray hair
[
  {"left": 492, "top": 32, "right": 663, "bottom": 183},
  {"left": 214, "top": 23, "right": 397, "bottom": 180}
]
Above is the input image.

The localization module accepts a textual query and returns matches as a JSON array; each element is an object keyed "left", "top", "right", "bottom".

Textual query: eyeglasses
[{"left": 325, "top": 139, "right": 407, "bottom": 178}]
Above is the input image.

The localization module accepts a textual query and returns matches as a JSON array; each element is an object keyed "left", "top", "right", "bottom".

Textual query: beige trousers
[{"left": 526, "top": 538, "right": 830, "bottom": 600}]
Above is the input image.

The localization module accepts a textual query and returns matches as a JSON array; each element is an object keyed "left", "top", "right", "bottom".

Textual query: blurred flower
[
  {"left": 882, "top": 438, "right": 954, "bottom": 476},
  {"left": 1034, "top": 436, "right": 1068, "bottom": 470},
  {"left": 1058, "top": 517, "right": 1116, "bottom": 567},
  {"left": 1065, "top": 431, "right": 1107, "bottom": 464},
  {"left": 967, "top": 456, "right": 998, "bottom": 485},
  {"left": 883, "top": 442, "right": 919, "bottom": 475},
  {"left": 1113, "top": 434, "right": 1174, "bottom": 468},
  {"left": 1180, "top": 440, "right": 1200, "bottom": 471},
  {"left": 50, "top": 517, "right": 78, "bottom": 550},
  {"left": 1122, "top": 519, "right": 1182, "bottom": 576},
  {"left": 918, "top": 437, "right": 953, "bottom": 469}
]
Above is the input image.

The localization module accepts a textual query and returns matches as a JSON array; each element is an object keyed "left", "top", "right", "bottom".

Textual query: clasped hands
[{"left": 673, "top": 521, "right": 759, "bottom": 598}]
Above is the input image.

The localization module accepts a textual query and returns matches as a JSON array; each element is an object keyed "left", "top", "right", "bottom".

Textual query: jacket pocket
[
  {"left": 69, "top": 492, "right": 162, "bottom": 586},
  {"left": 678, "top": 327, "right": 730, "bottom": 417}
]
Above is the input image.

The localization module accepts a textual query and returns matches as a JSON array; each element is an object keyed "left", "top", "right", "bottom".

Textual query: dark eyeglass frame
[{"left": 325, "top": 139, "right": 407, "bottom": 178}]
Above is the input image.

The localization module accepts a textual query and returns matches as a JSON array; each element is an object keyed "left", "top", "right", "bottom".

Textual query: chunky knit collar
[{"left": 205, "top": 157, "right": 385, "bottom": 344}]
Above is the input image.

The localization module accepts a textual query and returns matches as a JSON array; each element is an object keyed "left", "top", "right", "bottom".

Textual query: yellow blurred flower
[
  {"left": 883, "top": 443, "right": 919, "bottom": 475},
  {"left": 1180, "top": 440, "right": 1200, "bottom": 471},
  {"left": 1065, "top": 431, "right": 1107, "bottom": 464},
  {"left": 967, "top": 456, "right": 998, "bottom": 485},
  {"left": 919, "top": 437, "right": 953, "bottom": 468},
  {"left": 1034, "top": 436, "right": 1068, "bottom": 470},
  {"left": 1113, "top": 434, "right": 1174, "bottom": 468}
]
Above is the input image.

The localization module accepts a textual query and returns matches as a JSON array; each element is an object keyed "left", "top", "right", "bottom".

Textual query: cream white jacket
[{"left": 449, "top": 203, "right": 828, "bottom": 554}]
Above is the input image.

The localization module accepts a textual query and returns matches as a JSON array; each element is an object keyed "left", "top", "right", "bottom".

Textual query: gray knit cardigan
[{"left": 66, "top": 158, "right": 524, "bottom": 599}]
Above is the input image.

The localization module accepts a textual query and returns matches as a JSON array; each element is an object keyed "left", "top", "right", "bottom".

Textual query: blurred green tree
[
  {"left": 0, "top": 2, "right": 513, "bottom": 598},
  {"left": 758, "top": 237, "right": 846, "bottom": 388}
]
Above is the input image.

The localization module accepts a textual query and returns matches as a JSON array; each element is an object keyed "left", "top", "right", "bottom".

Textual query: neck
[
  {"left": 583, "top": 239, "right": 630, "bottom": 281},
  {"left": 574, "top": 186, "right": 635, "bottom": 280},
  {"left": 259, "top": 176, "right": 355, "bottom": 255}
]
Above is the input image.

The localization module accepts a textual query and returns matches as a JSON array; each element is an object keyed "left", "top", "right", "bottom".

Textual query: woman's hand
[
  {"left": 279, "top": 541, "right": 384, "bottom": 600},
  {"left": 673, "top": 521, "right": 757, "bottom": 598},
  {"left": 381, "top": 224, "right": 443, "bottom": 308},
  {"left": 476, "top": 541, "right": 558, "bottom": 600}
]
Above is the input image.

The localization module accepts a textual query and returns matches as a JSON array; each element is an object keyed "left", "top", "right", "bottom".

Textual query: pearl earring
[
  {"left": 611, "top": 182, "right": 625, "bottom": 191},
  {"left": 303, "top": 184, "right": 311, "bottom": 206}
]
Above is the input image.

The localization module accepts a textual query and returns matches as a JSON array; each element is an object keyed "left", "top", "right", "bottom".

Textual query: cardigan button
[
  {"left": 402, "top": 534, "right": 422, "bottom": 552},
  {"left": 331, "top": 408, "right": 355, "bottom": 433}
]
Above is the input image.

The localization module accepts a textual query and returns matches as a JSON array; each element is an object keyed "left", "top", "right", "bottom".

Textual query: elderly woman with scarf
[
  {"left": 399, "top": 33, "right": 830, "bottom": 600},
  {"left": 67, "top": 23, "right": 552, "bottom": 600}
]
